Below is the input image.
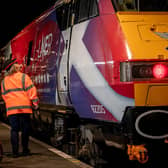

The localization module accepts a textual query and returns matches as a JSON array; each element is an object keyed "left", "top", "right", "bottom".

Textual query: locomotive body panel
[{"left": 117, "top": 12, "right": 168, "bottom": 60}]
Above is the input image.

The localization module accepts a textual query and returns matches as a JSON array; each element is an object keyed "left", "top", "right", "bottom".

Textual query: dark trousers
[{"left": 8, "top": 113, "right": 31, "bottom": 154}]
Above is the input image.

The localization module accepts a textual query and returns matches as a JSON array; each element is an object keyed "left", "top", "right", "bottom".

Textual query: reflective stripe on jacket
[{"left": 1, "top": 72, "right": 39, "bottom": 116}]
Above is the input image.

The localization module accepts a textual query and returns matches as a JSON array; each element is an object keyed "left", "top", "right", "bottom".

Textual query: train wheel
[
  {"left": 89, "top": 141, "right": 103, "bottom": 167},
  {"left": 78, "top": 137, "right": 104, "bottom": 167}
]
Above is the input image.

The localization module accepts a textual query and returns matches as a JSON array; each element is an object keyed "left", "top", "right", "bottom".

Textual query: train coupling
[{"left": 127, "top": 144, "right": 148, "bottom": 163}]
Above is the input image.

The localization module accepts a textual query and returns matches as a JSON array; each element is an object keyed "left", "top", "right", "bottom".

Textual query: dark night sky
[{"left": 0, "top": 0, "right": 56, "bottom": 48}]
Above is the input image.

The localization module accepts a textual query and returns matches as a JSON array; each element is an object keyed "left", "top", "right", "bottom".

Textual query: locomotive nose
[{"left": 135, "top": 110, "right": 168, "bottom": 139}]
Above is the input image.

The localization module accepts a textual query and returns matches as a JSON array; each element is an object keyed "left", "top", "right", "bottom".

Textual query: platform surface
[{"left": 0, "top": 122, "right": 92, "bottom": 168}]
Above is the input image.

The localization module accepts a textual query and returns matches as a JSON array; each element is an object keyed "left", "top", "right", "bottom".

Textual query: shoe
[
  {"left": 22, "top": 149, "right": 31, "bottom": 156},
  {"left": 12, "top": 153, "right": 19, "bottom": 158}
]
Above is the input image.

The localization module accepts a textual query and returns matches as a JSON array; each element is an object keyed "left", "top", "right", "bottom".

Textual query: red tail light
[
  {"left": 153, "top": 64, "right": 168, "bottom": 79},
  {"left": 120, "top": 61, "right": 168, "bottom": 82}
]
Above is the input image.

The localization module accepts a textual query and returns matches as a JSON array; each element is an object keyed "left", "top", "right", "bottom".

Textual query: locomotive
[{"left": 0, "top": 0, "right": 168, "bottom": 166}]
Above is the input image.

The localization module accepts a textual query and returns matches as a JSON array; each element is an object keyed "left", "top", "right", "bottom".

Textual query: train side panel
[
  {"left": 68, "top": 0, "right": 134, "bottom": 122},
  {"left": 10, "top": 9, "right": 68, "bottom": 105}
]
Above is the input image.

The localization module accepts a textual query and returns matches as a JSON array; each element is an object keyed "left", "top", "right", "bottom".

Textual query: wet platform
[{"left": 0, "top": 122, "right": 92, "bottom": 168}]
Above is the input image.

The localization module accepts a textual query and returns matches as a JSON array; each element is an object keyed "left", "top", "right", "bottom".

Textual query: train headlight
[{"left": 120, "top": 61, "right": 168, "bottom": 82}]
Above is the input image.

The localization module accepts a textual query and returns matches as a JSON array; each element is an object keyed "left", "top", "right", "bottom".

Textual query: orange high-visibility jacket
[{"left": 1, "top": 72, "right": 39, "bottom": 116}]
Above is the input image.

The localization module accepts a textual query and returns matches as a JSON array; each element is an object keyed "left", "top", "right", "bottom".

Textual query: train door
[{"left": 55, "top": 1, "right": 74, "bottom": 105}]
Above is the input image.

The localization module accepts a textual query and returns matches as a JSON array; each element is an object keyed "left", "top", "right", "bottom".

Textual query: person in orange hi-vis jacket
[{"left": 1, "top": 58, "right": 39, "bottom": 158}]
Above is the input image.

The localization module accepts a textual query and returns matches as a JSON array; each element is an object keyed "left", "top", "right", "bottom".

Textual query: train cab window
[
  {"left": 139, "top": 0, "right": 168, "bottom": 11},
  {"left": 56, "top": 3, "right": 72, "bottom": 30},
  {"left": 26, "top": 41, "right": 33, "bottom": 66},
  {"left": 74, "top": 0, "right": 98, "bottom": 23},
  {"left": 113, "top": 0, "right": 136, "bottom": 11},
  {"left": 112, "top": 0, "right": 168, "bottom": 11}
]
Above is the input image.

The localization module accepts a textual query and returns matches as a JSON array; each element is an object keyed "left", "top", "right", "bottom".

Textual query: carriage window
[
  {"left": 75, "top": 0, "right": 98, "bottom": 23},
  {"left": 26, "top": 41, "right": 33, "bottom": 66},
  {"left": 56, "top": 3, "right": 72, "bottom": 30}
]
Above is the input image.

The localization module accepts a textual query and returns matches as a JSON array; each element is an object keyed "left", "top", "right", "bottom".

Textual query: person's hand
[
  {"left": 33, "top": 105, "right": 40, "bottom": 118},
  {"left": 33, "top": 105, "right": 39, "bottom": 110}
]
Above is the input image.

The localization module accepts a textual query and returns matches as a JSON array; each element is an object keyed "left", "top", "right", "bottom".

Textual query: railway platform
[{"left": 0, "top": 122, "right": 92, "bottom": 168}]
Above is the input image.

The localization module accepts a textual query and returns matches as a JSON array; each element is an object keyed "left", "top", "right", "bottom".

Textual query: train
[{"left": 0, "top": 0, "right": 168, "bottom": 166}]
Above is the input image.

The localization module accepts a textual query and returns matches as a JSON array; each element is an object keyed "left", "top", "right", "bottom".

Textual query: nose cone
[{"left": 117, "top": 12, "right": 168, "bottom": 60}]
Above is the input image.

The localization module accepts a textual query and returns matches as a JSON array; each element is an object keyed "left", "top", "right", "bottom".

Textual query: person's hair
[{"left": 7, "top": 64, "right": 23, "bottom": 75}]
